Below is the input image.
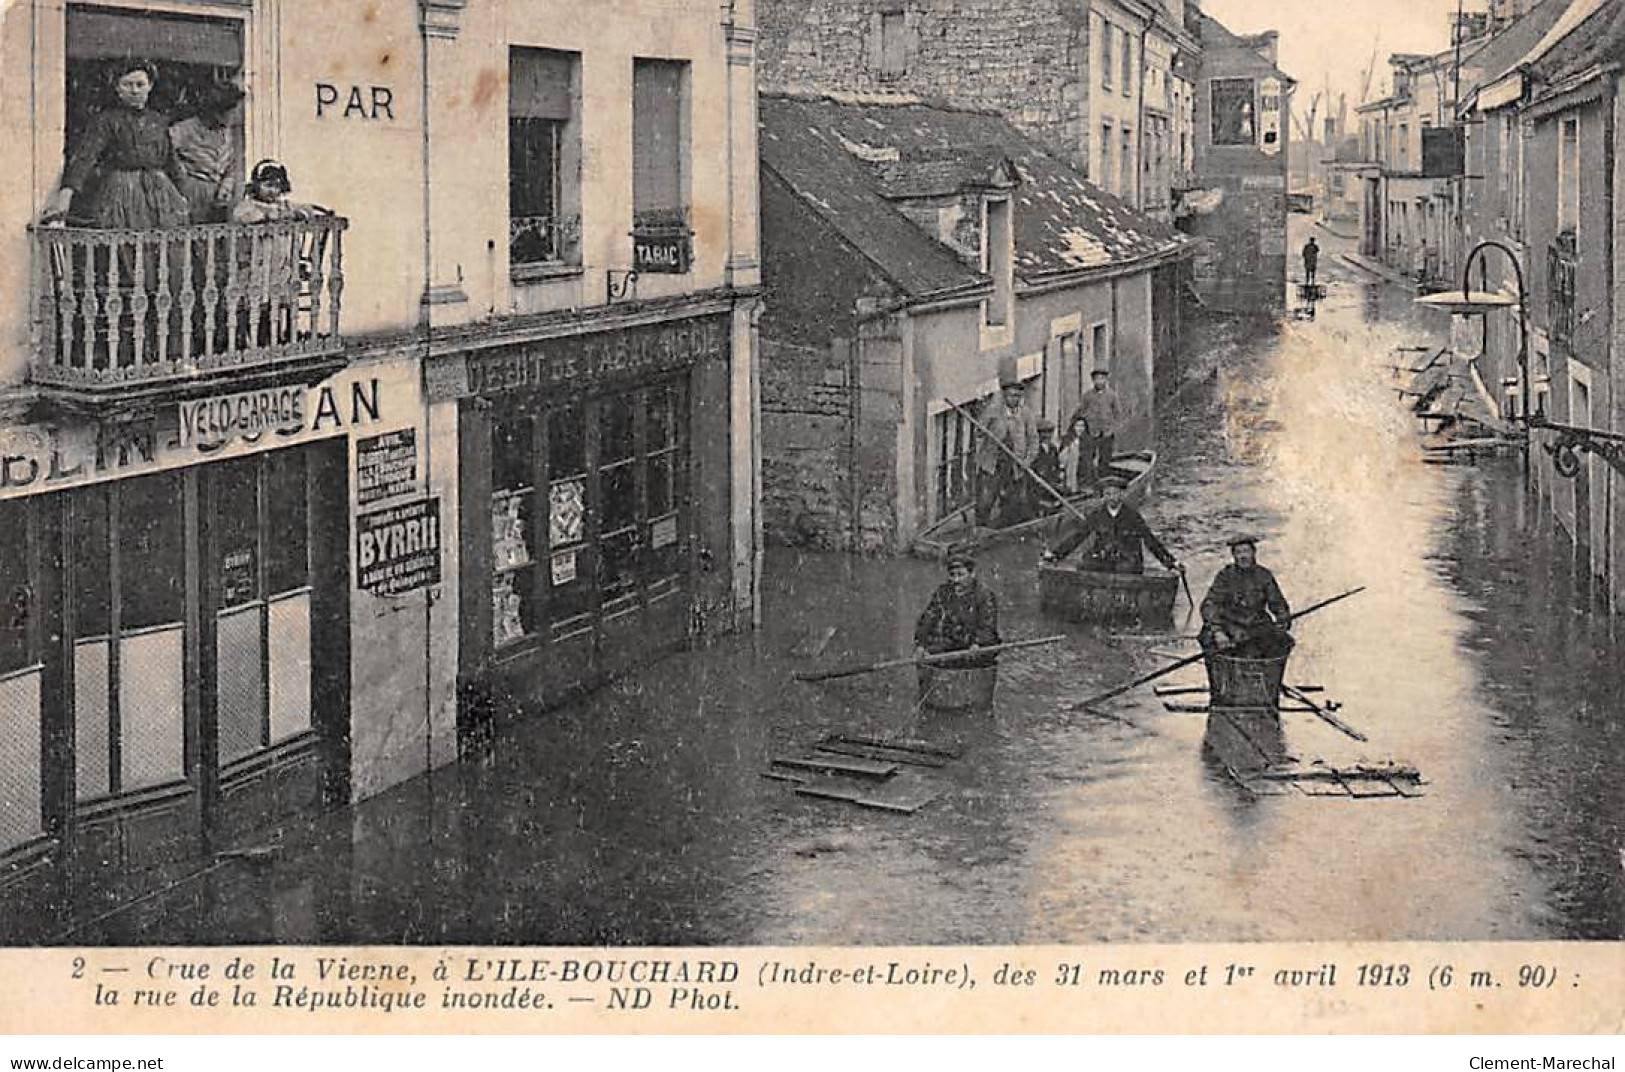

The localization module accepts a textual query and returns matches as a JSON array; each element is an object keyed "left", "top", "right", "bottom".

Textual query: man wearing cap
[
  {"left": 1198, "top": 536, "right": 1293, "bottom": 658},
  {"left": 915, "top": 545, "right": 1002, "bottom": 670},
  {"left": 1029, "top": 418, "right": 1066, "bottom": 506},
  {"left": 1041, "top": 478, "right": 1181, "bottom": 575},
  {"left": 976, "top": 371, "right": 1038, "bottom": 526},
  {"left": 1064, "top": 366, "right": 1126, "bottom": 488}
]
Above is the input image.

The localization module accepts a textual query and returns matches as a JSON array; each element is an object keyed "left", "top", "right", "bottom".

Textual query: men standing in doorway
[
  {"left": 1302, "top": 235, "right": 1320, "bottom": 288},
  {"left": 1064, "top": 366, "right": 1125, "bottom": 489},
  {"left": 975, "top": 367, "right": 1038, "bottom": 527}
]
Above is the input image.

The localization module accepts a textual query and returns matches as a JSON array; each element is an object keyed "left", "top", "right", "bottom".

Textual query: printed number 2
[{"left": 72, "top": 956, "right": 85, "bottom": 979}]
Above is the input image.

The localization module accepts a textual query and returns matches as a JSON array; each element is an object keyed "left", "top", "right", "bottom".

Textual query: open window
[{"left": 509, "top": 47, "right": 582, "bottom": 275}]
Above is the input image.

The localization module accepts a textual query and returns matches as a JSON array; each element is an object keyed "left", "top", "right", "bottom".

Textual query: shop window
[
  {"left": 491, "top": 409, "right": 539, "bottom": 649},
  {"left": 598, "top": 394, "right": 640, "bottom": 606},
  {"left": 632, "top": 59, "right": 692, "bottom": 271},
  {"left": 547, "top": 405, "right": 593, "bottom": 631},
  {"left": 646, "top": 384, "right": 683, "bottom": 590},
  {"left": 216, "top": 449, "right": 314, "bottom": 767},
  {"left": 509, "top": 48, "right": 582, "bottom": 270},
  {"left": 1210, "top": 78, "right": 1255, "bottom": 146},
  {"left": 72, "top": 475, "right": 186, "bottom": 801},
  {"left": 0, "top": 501, "right": 42, "bottom": 855}
]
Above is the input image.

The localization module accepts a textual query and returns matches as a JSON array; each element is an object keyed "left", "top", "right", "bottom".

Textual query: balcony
[{"left": 30, "top": 216, "right": 347, "bottom": 402}]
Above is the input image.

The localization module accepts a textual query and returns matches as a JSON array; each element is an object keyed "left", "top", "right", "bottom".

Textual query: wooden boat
[
  {"left": 916, "top": 662, "right": 997, "bottom": 713},
  {"left": 1038, "top": 564, "right": 1179, "bottom": 624},
  {"left": 910, "top": 450, "right": 1156, "bottom": 559}
]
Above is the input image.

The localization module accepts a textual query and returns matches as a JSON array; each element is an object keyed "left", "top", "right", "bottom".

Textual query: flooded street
[{"left": 64, "top": 221, "right": 1625, "bottom": 947}]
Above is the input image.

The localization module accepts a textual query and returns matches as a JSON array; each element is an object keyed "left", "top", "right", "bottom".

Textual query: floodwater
[{"left": 55, "top": 220, "right": 1625, "bottom": 946}]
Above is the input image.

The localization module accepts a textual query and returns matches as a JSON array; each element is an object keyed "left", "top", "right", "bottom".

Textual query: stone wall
[
  {"left": 761, "top": 337, "right": 856, "bottom": 549},
  {"left": 757, "top": 0, "right": 1092, "bottom": 171}
]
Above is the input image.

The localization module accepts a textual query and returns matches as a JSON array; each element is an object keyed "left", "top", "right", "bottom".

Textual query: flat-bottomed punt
[
  {"left": 911, "top": 450, "right": 1156, "bottom": 559},
  {"left": 1038, "top": 564, "right": 1179, "bottom": 624}
]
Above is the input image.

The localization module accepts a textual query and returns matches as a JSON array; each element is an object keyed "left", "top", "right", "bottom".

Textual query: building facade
[
  {"left": 1184, "top": 12, "right": 1293, "bottom": 314},
  {"left": 1463, "top": 0, "right": 1625, "bottom": 604},
  {"left": 758, "top": 94, "right": 1184, "bottom": 552},
  {"left": 0, "top": 0, "right": 761, "bottom": 939}
]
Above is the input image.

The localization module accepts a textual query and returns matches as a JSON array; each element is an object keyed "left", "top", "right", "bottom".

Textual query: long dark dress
[{"left": 63, "top": 106, "right": 190, "bottom": 229}]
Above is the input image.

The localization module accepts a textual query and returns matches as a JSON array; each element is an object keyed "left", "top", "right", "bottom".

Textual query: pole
[
  {"left": 1071, "top": 585, "right": 1367, "bottom": 710},
  {"left": 794, "top": 634, "right": 1067, "bottom": 683},
  {"left": 944, "top": 397, "right": 1092, "bottom": 529},
  {"left": 1281, "top": 684, "right": 1368, "bottom": 742}
]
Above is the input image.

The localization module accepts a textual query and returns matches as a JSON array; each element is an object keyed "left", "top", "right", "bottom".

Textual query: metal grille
[
  {"left": 216, "top": 606, "right": 263, "bottom": 766},
  {"left": 74, "top": 639, "right": 111, "bottom": 801},
  {"left": 0, "top": 668, "right": 42, "bottom": 852},
  {"left": 119, "top": 625, "right": 185, "bottom": 792},
  {"left": 268, "top": 592, "right": 312, "bottom": 743}
]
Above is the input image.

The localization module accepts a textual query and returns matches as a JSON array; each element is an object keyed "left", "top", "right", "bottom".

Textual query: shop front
[
  {"left": 0, "top": 363, "right": 416, "bottom": 938},
  {"left": 447, "top": 310, "right": 736, "bottom": 735}
]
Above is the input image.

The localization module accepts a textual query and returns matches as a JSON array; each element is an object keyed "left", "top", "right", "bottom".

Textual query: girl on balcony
[
  {"left": 169, "top": 82, "right": 246, "bottom": 224},
  {"left": 231, "top": 160, "right": 330, "bottom": 348},
  {"left": 42, "top": 59, "right": 189, "bottom": 230}
]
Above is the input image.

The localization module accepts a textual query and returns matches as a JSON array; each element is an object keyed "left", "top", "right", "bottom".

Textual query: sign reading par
[{"left": 357, "top": 496, "right": 441, "bottom": 596}]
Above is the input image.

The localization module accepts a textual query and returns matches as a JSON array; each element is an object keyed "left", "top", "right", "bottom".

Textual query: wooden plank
[
  {"left": 773, "top": 754, "right": 897, "bottom": 780},
  {"left": 760, "top": 769, "right": 809, "bottom": 784},
  {"left": 789, "top": 769, "right": 942, "bottom": 812},
  {"left": 1153, "top": 685, "right": 1208, "bottom": 697},
  {"left": 815, "top": 742, "right": 949, "bottom": 769},
  {"left": 1384, "top": 777, "right": 1425, "bottom": 798},
  {"left": 790, "top": 626, "right": 837, "bottom": 659},
  {"left": 831, "top": 734, "right": 963, "bottom": 760},
  {"left": 1343, "top": 777, "right": 1402, "bottom": 799},
  {"left": 1296, "top": 779, "right": 1352, "bottom": 796}
]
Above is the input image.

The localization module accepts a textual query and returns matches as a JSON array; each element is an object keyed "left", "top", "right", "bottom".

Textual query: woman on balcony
[
  {"left": 42, "top": 59, "right": 189, "bottom": 230},
  {"left": 169, "top": 82, "right": 245, "bottom": 224}
]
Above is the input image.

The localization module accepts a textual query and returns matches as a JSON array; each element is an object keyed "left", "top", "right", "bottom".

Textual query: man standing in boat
[
  {"left": 1198, "top": 536, "right": 1294, "bottom": 659},
  {"left": 1064, "top": 366, "right": 1126, "bottom": 487},
  {"left": 975, "top": 368, "right": 1038, "bottom": 526},
  {"left": 1040, "top": 477, "right": 1181, "bottom": 575},
  {"left": 915, "top": 545, "right": 1002, "bottom": 669}
]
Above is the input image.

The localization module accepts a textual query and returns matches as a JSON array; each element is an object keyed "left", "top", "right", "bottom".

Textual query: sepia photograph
[{"left": 0, "top": 0, "right": 1622, "bottom": 1041}]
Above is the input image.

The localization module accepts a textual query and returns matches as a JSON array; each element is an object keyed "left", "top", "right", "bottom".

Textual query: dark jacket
[
  {"left": 1200, "top": 563, "right": 1290, "bottom": 631},
  {"left": 915, "top": 579, "right": 1001, "bottom": 665},
  {"left": 1051, "top": 504, "right": 1175, "bottom": 573},
  {"left": 1031, "top": 443, "right": 1065, "bottom": 496}
]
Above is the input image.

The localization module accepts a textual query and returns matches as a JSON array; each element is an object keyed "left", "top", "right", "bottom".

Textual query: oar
[
  {"left": 1281, "top": 684, "right": 1367, "bottom": 742},
  {"left": 794, "top": 634, "right": 1066, "bottom": 683},
  {"left": 943, "top": 398, "right": 1095, "bottom": 531},
  {"left": 1072, "top": 585, "right": 1367, "bottom": 711}
]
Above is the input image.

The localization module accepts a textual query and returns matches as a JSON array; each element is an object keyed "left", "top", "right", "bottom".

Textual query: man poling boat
[
  {"left": 912, "top": 543, "right": 1002, "bottom": 712},
  {"left": 1197, "top": 535, "right": 1292, "bottom": 660},
  {"left": 1040, "top": 476, "right": 1184, "bottom": 577}
]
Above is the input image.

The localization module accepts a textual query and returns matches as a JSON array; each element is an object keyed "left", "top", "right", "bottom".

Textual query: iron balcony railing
[
  {"left": 509, "top": 213, "right": 581, "bottom": 267},
  {"left": 30, "top": 215, "right": 347, "bottom": 395}
]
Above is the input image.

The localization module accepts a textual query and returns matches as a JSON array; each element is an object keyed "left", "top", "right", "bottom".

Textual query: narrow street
[{"left": 60, "top": 219, "right": 1624, "bottom": 948}]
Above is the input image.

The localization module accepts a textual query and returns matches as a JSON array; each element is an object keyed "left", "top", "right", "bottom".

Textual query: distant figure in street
[
  {"left": 1063, "top": 367, "right": 1125, "bottom": 488},
  {"left": 1042, "top": 477, "right": 1181, "bottom": 576},
  {"left": 1030, "top": 418, "right": 1066, "bottom": 506},
  {"left": 976, "top": 370, "right": 1038, "bottom": 527},
  {"left": 915, "top": 545, "right": 1002, "bottom": 671},
  {"left": 1302, "top": 236, "right": 1319, "bottom": 288},
  {"left": 1198, "top": 536, "right": 1293, "bottom": 660}
]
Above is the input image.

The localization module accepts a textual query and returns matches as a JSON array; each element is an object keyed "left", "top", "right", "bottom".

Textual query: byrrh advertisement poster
[{"left": 1, "top": 0, "right": 1622, "bottom": 1062}]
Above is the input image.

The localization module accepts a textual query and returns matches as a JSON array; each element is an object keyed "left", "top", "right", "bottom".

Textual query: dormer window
[{"left": 983, "top": 195, "right": 1013, "bottom": 328}]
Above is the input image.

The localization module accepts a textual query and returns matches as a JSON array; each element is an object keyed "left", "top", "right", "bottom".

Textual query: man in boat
[
  {"left": 1040, "top": 476, "right": 1181, "bottom": 575},
  {"left": 1030, "top": 418, "right": 1067, "bottom": 506},
  {"left": 914, "top": 544, "right": 1002, "bottom": 670},
  {"left": 1063, "top": 366, "right": 1126, "bottom": 488},
  {"left": 1198, "top": 536, "right": 1294, "bottom": 660},
  {"left": 975, "top": 369, "right": 1038, "bottom": 527}
]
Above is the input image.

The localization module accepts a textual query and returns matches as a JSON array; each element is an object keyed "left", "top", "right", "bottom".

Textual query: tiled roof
[
  {"left": 1468, "top": 0, "right": 1573, "bottom": 86},
  {"left": 1525, "top": 0, "right": 1625, "bottom": 84},
  {"left": 759, "top": 93, "right": 1185, "bottom": 297}
]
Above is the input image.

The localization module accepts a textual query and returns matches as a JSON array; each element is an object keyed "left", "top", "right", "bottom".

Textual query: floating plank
[
  {"left": 1295, "top": 779, "right": 1352, "bottom": 796},
  {"left": 831, "top": 734, "right": 963, "bottom": 760},
  {"left": 790, "top": 626, "right": 837, "bottom": 659},
  {"left": 815, "top": 742, "right": 949, "bottom": 769},
  {"left": 1384, "top": 777, "right": 1426, "bottom": 798},
  {"left": 772, "top": 754, "right": 897, "bottom": 780},
  {"left": 760, "top": 769, "right": 810, "bottom": 785},
  {"left": 1342, "top": 777, "right": 1402, "bottom": 799},
  {"left": 794, "top": 774, "right": 942, "bottom": 814}
]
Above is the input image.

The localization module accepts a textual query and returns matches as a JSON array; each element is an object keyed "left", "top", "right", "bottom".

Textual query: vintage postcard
[{"left": 0, "top": 0, "right": 1622, "bottom": 1043}]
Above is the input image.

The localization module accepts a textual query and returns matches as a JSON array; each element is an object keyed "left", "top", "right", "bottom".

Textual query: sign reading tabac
[{"left": 464, "top": 315, "right": 727, "bottom": 398}]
